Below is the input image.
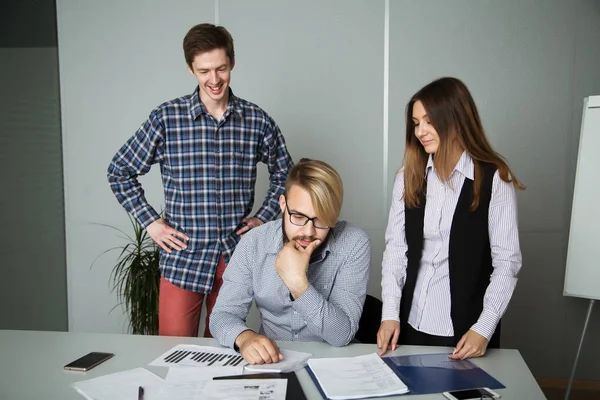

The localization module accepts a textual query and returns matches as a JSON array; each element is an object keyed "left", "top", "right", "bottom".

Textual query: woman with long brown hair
[{"left": 377, "top": 77, "right": 524, "bottom": 359}]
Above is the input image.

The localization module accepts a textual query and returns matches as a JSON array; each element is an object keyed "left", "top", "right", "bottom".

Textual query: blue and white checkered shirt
[
  {"left": 107, "top": 87, "right": 293, "bottom": 293},
  {"left": 210, "top": 219, "right": 371, "bottom": 348}
]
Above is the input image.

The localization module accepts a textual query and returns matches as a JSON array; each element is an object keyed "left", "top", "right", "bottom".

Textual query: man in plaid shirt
[{"left": 107, "top": 23, "right": 292, "bottom": 337}]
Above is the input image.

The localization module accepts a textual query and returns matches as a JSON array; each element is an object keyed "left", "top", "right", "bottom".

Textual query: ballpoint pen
[{"left": 138, "top": 386, "right": 144, "bottom": 400}]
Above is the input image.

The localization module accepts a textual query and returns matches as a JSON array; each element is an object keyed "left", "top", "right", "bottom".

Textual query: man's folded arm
[{"left": 293, "top": 232, "right": 371, "bottom": 346}]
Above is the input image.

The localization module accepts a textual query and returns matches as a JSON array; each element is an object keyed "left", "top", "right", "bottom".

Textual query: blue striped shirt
[
  {"left": 381, "top": 152, "right": 522, "bottom": 339},
  {"left": 107, "top": 87, "right": 293, "bottom": 293},
  {"left": 210, "top": 219, "right": 371, "bottom": 348}
]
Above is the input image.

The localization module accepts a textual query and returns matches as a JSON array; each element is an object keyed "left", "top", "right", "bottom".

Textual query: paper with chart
[
  {"left": 156, "top": 366, "right": 244, "bottom": 400},
  {"left": 202, "top": 378, "right": 287, "bottom": 400},
  {"left": 149, "top": 344, "right": 247, "bottom": 368},
  {"left": 307, "top": 352, "right": 409, "bottom": 399},
  {"left": 244, "top": 349, "right": 312, "bottom": 373},
  {"left": 72, "top": 367, "right": 163, "bottom": 400}
]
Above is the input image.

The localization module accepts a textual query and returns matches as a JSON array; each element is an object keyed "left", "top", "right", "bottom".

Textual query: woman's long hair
[{"left": 403, "top": 77, "right": 524, "bottom": 210}]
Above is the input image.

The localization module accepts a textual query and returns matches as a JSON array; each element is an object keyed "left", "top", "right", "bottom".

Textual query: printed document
[
  {"left": 156, "top": 366, "right": 244, "bottom": 400},
  {"left": 307, "top": 352, "right": 409, "bottom": 399},
  {"left": 72, "top": 367, "right": 163, "bottom": 400},
  {"left": 201, "top": 378, "right": 287, "bottom": 400}
]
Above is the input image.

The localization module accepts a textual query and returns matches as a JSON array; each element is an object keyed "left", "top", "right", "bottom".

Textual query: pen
[{"left": 138, "top": 386, "right": 144, "bottom": 400}]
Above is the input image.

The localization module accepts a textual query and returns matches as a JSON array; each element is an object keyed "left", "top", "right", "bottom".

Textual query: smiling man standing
[
  {"left": 107, "top": 23, "right": 292, "bottom": 338},
  {"left": 210, "top": 159, "right": 371, "bottom": 364}
]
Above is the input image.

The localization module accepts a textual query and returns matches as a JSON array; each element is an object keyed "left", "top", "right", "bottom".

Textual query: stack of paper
[
  {"left": 244, "top": 349, "right": 312, "bottom": 373},
  {"left": 156, "top": 366, "right": 251, "bottom": 400},
  {"left": 72, "top": 344, "right": 300, "bottom": 400},
  {"left": 307, "top": 353, "right": 409, "bottom": 399},
  {"left": 72, "top": 368, "right": 164, "bottom": 400}
]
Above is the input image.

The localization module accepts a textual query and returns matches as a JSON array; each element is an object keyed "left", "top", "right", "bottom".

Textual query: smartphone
[
  {"left": 442, "top": 387, "right": 500, "bottom": 400},
  {"left": 64, "top": 352, "right": 115, "bottom": 371}
]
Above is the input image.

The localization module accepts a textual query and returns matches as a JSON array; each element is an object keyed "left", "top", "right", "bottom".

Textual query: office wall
[
  {"left": 0, "top": 0, "right": 68, "bottom": 331},
  {"left": 56, "top": 0, "right": 600, "bottom": 381}
]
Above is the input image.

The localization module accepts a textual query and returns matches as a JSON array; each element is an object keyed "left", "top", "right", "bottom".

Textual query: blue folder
[{"left": 382, "top": 353, "right": 505, "bottom": 395}]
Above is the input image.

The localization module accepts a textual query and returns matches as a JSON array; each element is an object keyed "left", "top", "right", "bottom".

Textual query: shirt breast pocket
[{"left": 223, "top": 152, "right": 256, "bottom": 189}]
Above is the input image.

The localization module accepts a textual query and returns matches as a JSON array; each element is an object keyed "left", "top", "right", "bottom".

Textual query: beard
[{"left": 281, "top": 218, "right": 324, "bottom": 248}]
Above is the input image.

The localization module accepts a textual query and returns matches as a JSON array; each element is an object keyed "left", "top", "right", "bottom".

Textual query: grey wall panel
[
  {"left": 220, "top": 0, "right": 386, "bottom": 232},
  {"left": 57, "top": 0, "right": 215, "bottom": 333},
  {"left": 566, "top": 1, "right": 600, "bottom": 245},
  {"left": 0, "top": 48, "right": 67, "bottom": 331},
  {"left": 502, "top": 233, "right": 569, "bottom": 378},
  {"left": 389, "top": 0, "right": 572, "bottom": 233},
  {"left": 0, "top": 0, "right": 58, "bottom": 47}
]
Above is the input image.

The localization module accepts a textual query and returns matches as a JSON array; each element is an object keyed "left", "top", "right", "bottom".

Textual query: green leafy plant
[{"left": 94, "top": 215, "right": 160, "bottom": 335}]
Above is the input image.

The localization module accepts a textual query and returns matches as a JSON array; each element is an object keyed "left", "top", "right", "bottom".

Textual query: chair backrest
[{"left": 354, "top": 294, "right": 383, "bottom": 344}]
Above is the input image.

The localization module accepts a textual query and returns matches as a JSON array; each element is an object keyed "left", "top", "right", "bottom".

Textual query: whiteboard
[{"left": 564, "top": 95, "right": 600, "bottom": 300}]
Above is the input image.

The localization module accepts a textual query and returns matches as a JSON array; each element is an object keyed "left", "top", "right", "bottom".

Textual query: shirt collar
[
  {"left": 424, "top": 151, "right": 474, "bottom": 181},
  {"left": 189, "top": 87, "right": 244, "bottom": 120},
  {"left": 455, "top": 151, "right": 474, "bottom": 180}
]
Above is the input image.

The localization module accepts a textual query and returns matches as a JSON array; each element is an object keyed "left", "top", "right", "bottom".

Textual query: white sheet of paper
[
  {"left": 307, "top": 352, "right": 409, "bottom": 399},
  {"left": 244, "top": 349, "right": 312, "bottom": 373},
  {"left": 202, "top": 379, "right": 287, "bottom": 400},
  {"left": 149, "top": 344, "right": 244, "bottom": 368},
  {"left": 71, "top": 367, "right": 163, "bottom": 400},
  {"left": 156, "top": 366, "right": 244, "bottom": 400}
]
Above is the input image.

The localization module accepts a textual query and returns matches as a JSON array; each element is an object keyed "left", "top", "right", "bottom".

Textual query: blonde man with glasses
[{"left": 210, "top": 159, "right": 371, "bottom": 364}]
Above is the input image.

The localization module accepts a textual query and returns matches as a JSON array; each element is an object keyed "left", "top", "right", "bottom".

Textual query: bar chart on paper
[{"left": 149, "top": 344, "right": 247, "bottom": 368}]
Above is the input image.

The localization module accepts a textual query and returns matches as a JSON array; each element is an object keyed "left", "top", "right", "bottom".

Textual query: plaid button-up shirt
[{"left": 107, "top": 87, "right": 293, "bottom": 293}]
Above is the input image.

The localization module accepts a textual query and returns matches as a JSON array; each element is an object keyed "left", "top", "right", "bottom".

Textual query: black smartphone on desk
[
  {"left": 214, "top": 372, "right": 307, "bottom": 400},
  {"left": 64, "top": 352, "right": 114, "bottom": 371}
]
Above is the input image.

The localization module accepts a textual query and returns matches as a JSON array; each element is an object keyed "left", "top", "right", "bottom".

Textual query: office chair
[{"left": 354, "top": 294, "right": 383, "bottom": 344}]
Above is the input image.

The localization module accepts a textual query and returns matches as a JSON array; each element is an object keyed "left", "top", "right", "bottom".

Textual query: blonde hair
[{"left": 285, "top": 159, "right": 343, "bottom": 227}]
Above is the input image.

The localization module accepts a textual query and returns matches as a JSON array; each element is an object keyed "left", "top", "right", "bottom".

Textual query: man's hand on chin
[
  {"left": 235, "top": 330, "right": 284, "bottom": 365},
  {"left": 275, "top": 240, "right": 321, "bottom": 299}
]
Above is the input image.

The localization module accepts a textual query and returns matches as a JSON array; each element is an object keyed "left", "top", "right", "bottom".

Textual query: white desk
[{"left": 0, "top": 330, "right": 546, "bottom": 399}]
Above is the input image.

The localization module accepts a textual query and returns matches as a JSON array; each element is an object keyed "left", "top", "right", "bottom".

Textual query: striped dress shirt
[
  {"left": 210, "top": 219, "right": 371, "bottom": 348},
  {"left": 107, "top": 87, "right": 292, "bottom": 293},
  {"left": 381, "top": 152, "right": 522, "bottom": 339}
]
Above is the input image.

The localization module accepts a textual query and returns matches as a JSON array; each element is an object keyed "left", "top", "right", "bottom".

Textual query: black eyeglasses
[{"left": 284, "top": 197, "right": 329, "bottom": 229}]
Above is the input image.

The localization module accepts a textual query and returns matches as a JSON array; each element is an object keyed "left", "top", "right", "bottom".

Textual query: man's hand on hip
[
  {"left": 236, "top": 217, "right": 264, "bottom": 236},
  {"left": 146, "top": 219, "right": 189, "bottom": 253}
]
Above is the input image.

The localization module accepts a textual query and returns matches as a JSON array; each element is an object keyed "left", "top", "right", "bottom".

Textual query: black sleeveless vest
[{"left": 401, "top": 162, "right": 501, "bottom": 347}]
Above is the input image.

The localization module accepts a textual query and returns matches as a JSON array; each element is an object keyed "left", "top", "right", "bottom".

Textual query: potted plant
[{"left": 94, "top": 215, "right": 160, "bottom": 335}]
